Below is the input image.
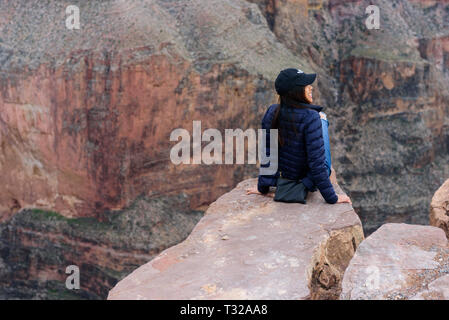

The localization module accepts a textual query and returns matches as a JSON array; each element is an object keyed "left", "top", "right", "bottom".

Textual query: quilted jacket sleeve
[
  {"left": 301, "top": 112, "right": 338, "bottom": 204},
  {"left": 257, "top": 105, "right": 279, "bottom": 194}
]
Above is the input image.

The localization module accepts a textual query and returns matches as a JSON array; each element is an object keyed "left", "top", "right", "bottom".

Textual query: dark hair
[
  {"left": 271, "top": 85, "right": 308, "bottom": 146},
  {"left": 281, "top": 85, "right": 309, "bottom": 106}
]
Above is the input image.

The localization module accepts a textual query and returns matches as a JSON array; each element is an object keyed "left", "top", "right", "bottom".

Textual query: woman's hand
[
  {"left": 246, "top": 186, "right": 261, "bottom": 195},
  {"left": 337, "top": 194, "right": 352, "bottom": 204},
  {"left": 246, "top": 187, "right": 275, "bottom": 198}
]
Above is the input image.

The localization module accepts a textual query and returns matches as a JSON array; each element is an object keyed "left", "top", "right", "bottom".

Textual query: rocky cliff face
[
  {"left": 108, "top": 178, "right": 364, "bottom": 300},
  {"left": 0, "top": 194, "right": 203, "bottom": 299},
  {"left": 1, "top": 0, "right": 448, "bottom": 298},
  {"left": 0, "top": 0, "right": 301, "bottom": 220}
]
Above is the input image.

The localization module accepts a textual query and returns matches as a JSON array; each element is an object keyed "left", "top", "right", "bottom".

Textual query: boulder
[
  {"left": 340, "top": 223, "right": 449, "bottom": 300},
  {"left": 430, "top": 179, "right": 449, "bottom": 239},
  {"left": 108, "top": 178, "right": 364, "bottom": 300}
]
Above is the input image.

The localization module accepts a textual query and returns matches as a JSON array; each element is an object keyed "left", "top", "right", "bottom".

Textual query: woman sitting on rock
[{"left": 246, "top": 68, "right": 351, "bottom": 205}]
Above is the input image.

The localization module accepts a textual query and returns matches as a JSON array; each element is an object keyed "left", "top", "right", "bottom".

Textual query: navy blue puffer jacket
[{"left": 257, "top": 102, "right": 338, "bottom": 204}]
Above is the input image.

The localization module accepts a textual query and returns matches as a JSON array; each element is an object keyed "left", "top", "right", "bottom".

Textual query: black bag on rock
[{"left": 274, "top": 175, "right": 309, "bottom": 204}]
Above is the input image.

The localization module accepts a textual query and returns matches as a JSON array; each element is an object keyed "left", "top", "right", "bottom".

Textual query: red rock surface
[
  {"left": 340, "top": 223, "right": 449, "bottom": 300},
  {"left": 108, "top": 178, "right": 363, "bottom": 300}
]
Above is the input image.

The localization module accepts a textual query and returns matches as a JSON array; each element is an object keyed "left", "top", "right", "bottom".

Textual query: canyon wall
[
  {"left": 0, "top": 0, "right": 302, "bottom": 220},
  {"left": 0, "top": 0, "right": 448, "bottom": 298}
]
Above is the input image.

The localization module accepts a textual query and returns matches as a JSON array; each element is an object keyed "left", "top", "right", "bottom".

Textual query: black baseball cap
[{"left": 275, "top": 68, "right": 316, "bottom": 95}]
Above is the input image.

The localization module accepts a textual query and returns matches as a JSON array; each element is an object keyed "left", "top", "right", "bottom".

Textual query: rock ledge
[{"left": 108, "top": 178, "right": 363, "bottom": 300}]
